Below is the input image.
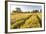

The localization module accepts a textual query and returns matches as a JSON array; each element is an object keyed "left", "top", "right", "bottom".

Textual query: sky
[{"left": 11, "top": 5, "right": 42, "bottom": 12}]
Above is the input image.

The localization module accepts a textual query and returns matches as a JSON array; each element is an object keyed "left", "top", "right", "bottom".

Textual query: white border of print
[{"left": 8, "top": 2, "right": 44, "bottom": 32}]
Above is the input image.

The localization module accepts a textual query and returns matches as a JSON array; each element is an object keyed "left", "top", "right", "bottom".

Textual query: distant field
[{"left": 10, "top": 12, "right": 42, "bottom": 29}]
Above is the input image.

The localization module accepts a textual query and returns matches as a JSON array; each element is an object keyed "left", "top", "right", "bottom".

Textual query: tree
[
  {"left": 31, "top": 10, "right": 39, "bottom": 13},
  {"left": 40, "top": 9, "right": 42, "bottom": 13},
  {"left": 16, "top": 8, "right": 22, "bottom": 12}
]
